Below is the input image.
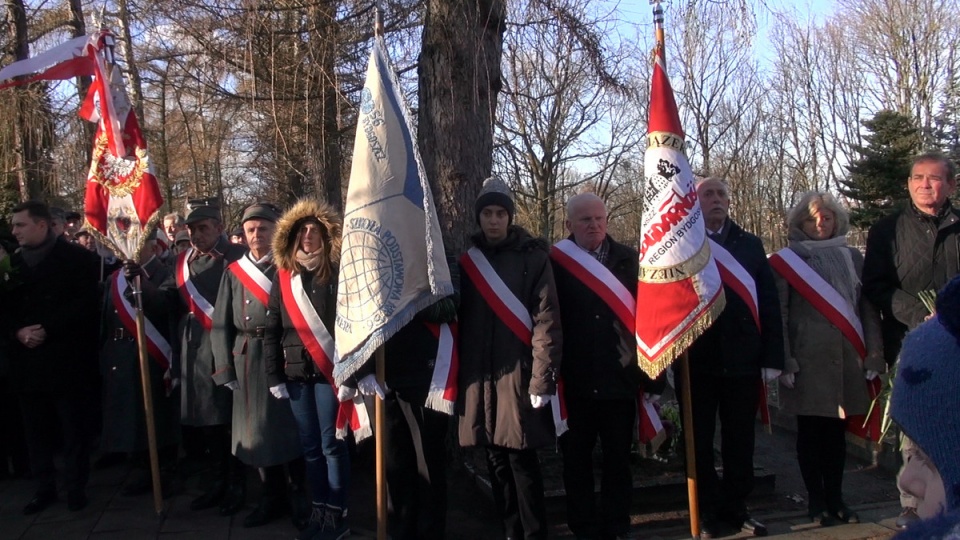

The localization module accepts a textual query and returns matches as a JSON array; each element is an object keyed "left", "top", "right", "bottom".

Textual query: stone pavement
[{"left": 0, "top": 422, "right": 907, "bottom": 539}]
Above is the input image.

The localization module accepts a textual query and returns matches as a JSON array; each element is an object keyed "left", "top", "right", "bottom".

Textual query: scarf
[
  {"left": 18, "top": 230, "right": 58, "bottom": 268},
  {"left": 296, "top": 248, "right": 323, "bottom": 272},
  {"left": 787, "top": 229, "right": 859, "bottom": 310}
]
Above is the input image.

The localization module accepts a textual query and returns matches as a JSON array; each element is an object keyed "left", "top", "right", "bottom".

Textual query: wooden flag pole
[
  {"left": 375, "top": 347, "right": 387, "bottom": 540},
  {"left": 132, "top": 275, "right": 164, "bottom": 516},
  {"left": 678, "top": 351, "right": 700, "bottom": 539}
]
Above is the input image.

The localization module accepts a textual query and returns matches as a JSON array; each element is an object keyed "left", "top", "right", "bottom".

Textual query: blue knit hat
[{"left": 892, "top": 275, "right": 960, "bottom": 511}]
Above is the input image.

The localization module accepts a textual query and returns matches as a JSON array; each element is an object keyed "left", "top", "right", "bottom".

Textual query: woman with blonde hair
[
  {"left": 263, "top": 199, "right": 350, "bottom": 540},
  {"left": 773, "top": 191, "right": 885, "bottom": 526}
]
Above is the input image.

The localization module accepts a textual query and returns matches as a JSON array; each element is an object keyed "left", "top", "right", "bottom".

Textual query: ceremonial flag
[
  {"left": 333, "top": 36, "right": 454, "bottom": 384},
  {"left": 635, "top": 42, "right": 725, "bottom": 379},
  {"left": 0, "top": 30, "right": 162, "bottom": 259}
]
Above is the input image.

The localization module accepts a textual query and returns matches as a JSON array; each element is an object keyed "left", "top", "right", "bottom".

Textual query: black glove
[
  {"left": 122, "top": 259, "right": 144, "bottom": 280},
  {"left": 424, "top": 297, "right": 457, "bottom": 323}
]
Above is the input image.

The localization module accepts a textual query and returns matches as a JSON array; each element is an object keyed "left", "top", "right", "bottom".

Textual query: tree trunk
[
  {"left": 418, "top": 0, "right": 505, "bottom": 252},
  {"left": 8, "top": 0, "right": 45, "bottom": 201},
  {"left": 116, "top": 0, "right": 146, "bottom": 124},
  {"left": 68, "top": 0, "right": 95, "bottom": 164}
]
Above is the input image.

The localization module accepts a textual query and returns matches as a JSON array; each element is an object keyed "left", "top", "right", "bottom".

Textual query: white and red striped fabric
[
  {"left": 111, "top": 271, "right": 173, "bottom": 391},
  {"left": 228, "top": 256, "right": 272, "bottom": 306},
  {"left": 769, "top": 248, "right": 866, "bottom": 359},
  {"left": 279, "top": 269, "right": 371, "bottom": 442},
  {"left": 424, "top": 322, "right": 458, "bottom": 415},
  {"left": 637, "top": 391, "right": 665, "bottom": 448},
  {"left": 709, "top": 239, "right": 759, "bottom": 330},
  {"left": 175, "top": 250, "right": 215, "bottom": 332},
  {"left": 550, "top": 239, "right": 636, "bottom": 332}
]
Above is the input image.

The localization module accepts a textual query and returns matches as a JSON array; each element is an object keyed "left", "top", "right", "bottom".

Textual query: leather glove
[
  {"left": 643, "top": 393, "right": 661, "bottom": 404},
  {"left": 530, "top": 394, "right": 550, "bottom": 409},
  {"left": 762, "top": 368, "right": 782, "bottom": 383},
  {"left": 424, "top": 297, "right": 457, "bottom": 323},
  {"left": 122, "top": 259, "right": 144, "bottom": 280},
  {"left": 337, "top": 385, "right": 358, "bottom": 402},
  {"left": 357, "top": 374, "right": 386, "bottom": 400},
  {"left": 779, "top": 373, "right": 795, "bottom": 389},
  {"left": 270, "top": 383, "right": 289, "bottom": 400},
  {"left": 225, "top": 380, "right": 239, "bottom": 391},
  {"left": 865, "top": 370, "right": 880, "bottom": 381}
]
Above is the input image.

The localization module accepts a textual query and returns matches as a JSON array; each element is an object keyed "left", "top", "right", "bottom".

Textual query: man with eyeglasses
[{"left": 862, "top": 152, "right": 960, "bottom": 529}]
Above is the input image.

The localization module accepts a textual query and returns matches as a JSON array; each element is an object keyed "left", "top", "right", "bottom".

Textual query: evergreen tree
[{"left": 840, "top": 110, "right": 921, "bottom": 228}]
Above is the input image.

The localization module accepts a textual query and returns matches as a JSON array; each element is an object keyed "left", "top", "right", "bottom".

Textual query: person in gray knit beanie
[
  {"left": 892, "top": 274, "right": 960, "bottom": 521},
  {"left": 474, "top": 176, "right": 515, "bottom": 225}
]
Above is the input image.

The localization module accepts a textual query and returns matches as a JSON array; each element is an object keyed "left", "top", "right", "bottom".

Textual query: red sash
[
  {"left": 176, "top": 249, "right": 215, "bottom": 331},
  {"left": 228, "top": 256, "right": 272, "bottom": 306},
  {"left": 424, "top": 322, "right": 458, "bottom": 415},
  {"left": 111, "top": 271, "right": 173, "bottom": 372},
  {"left": 549, "top": 239, "right": 635, "bottom": 333},
  {"left": 637, "top": 389, "right": 665, "bottom": 447},
  {"left": 278, "top": 269, "right": 371, "bottom": 441},
  {"left": 769, "top": 248, "right": 866, "bottom": 359},
  {"left": 460, "top": 247, "right": 533, "bottom": 345},
  {"left": 709, "top": 239, "right": 759, "bottom": 330}
]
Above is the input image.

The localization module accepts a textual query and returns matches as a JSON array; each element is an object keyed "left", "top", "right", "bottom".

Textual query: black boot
[
  {"left": 219, "top": 465, "right": 247, "bottom": 516},
  {"left": 190, "top": 478, "right": 227, "bottom": 511},
  {"left": 243, "top": 466, "right": 286, "bottom": 527}
]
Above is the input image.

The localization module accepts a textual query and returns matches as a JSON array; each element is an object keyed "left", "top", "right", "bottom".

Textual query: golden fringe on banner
[{"left": 638, "top": 291, "right": 726, "bottom": 379}]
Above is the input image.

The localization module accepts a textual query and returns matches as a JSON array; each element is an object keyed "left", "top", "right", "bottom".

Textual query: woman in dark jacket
[
  {"left": 263, "top": 199, "right": 349, "bottom": 540},
  {"left": 458, "top": 177, "right": 562, "bottom": 540}
]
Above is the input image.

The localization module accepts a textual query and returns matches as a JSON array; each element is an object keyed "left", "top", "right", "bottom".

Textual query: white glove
[
  {"left": 762, "top": 368, "right": 782, "bottom": 383},
  {"left": 865, "top": 370, "right": 880, "bottom": 381},
  {"left": 225, "top": 380, "right": 240, "bottom": 391},
  {"left": 779, "top": 373, "right": 795, "bottom": 389},
  {"left": 337, "top": 385, "right": 358, "bottom": 402},
  {"left": 270, "top": 383, "right": 289, "bottom": 400},
  {"left": 643, "top": 393, "right": 661, "bottom": 404},
  {"left": 357, "top": 374, "right": 386, "bottom": 400},
  {"left": 530, "top": 394, "right": 550, "bottom": 408}
]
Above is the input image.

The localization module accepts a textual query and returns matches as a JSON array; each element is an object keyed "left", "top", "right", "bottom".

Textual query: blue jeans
[{"left": 287, "top": 381, "right": 349, "bottom": 508}]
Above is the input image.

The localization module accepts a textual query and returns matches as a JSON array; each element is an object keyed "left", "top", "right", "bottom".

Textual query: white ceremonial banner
[{"left": 333, "top": 36, "right": 454, "bottom": 384}]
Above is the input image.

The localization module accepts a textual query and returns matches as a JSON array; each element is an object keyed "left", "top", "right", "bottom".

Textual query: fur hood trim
[{"left": 272, "top": 198, "right": 343, "bottom": 273}]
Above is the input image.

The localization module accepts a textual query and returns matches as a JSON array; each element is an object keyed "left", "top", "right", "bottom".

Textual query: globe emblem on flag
[
  {"left": 360, "top": 88, "right": 375, "bottom": 115},
  {"left": 337, "top": 226, "right": 403, "bottom": 325}
]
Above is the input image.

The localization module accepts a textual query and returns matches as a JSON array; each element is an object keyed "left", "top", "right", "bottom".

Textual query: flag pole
[
  {"left": 649, "top": 0, "right": 700, "bottom": 536},
  {"left": 132, "top": 275, "right": 164, "bottom": 516},
  {"left": 371, "top": 11, "right": 389, "bottom": 540}
]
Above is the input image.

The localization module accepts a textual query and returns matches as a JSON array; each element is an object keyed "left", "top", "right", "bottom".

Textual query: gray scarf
[
  {"left": 787, "top": 229, "right": 858, "bottom": 310},
  {"left": 17, "top": 230, "right": 58, "bottom": 268}
]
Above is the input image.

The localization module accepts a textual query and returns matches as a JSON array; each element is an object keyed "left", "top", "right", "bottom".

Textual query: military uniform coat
[
  {"left": 100, "top": 257, "right": 179, "bottom": 453},
  {"left": 457, "top": 227, "right": 562, "bottom": 451},
  {"left": 158, "top": 236, "right": 246, "bottom": 426},
  {"left": 211, "top": 253, "right": 302, "bottom": 467}
]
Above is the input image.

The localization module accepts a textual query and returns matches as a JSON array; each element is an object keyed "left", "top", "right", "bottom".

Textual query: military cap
[
  {"left": 185, "top": 204, "right": 221, "bottom": 225},
  {"left": 241, "top": 202, "right": 282, "bottom": 224}
]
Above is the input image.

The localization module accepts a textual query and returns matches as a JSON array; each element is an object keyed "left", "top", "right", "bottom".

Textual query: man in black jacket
[
  {"left": 862, "top": 152, "right": 959, "bottom": 528},
  {"left": 686, "top": 178, "right": 784, "bottom": 538},
  {"left": 3, "top": 201, "right": 101, "bottom": 514},
  {"left": 551, "top": 193, "right": 663, "bottom": 540}
]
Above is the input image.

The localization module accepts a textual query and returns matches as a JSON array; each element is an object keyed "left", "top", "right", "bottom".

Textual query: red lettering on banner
[{"left": 640, "top": 189, "right": 698, "bottom": 257}]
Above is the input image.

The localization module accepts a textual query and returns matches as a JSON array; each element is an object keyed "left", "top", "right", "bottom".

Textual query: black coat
[
  {"left": 552, "top": 235, "right": 662, "bottom": 400},
  {"left": 687, "top": 220, "right": 784, "bottom": 377},
  {"left": 862, "top": 203, "right": 960, "bottom": 362},
  {"left": 1, "top": 237, "right": 101, "bottom": 393}
]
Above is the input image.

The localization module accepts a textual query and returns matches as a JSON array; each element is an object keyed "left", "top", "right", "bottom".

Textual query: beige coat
[{"left": 776, "top": 245, "right": 885, "bottom": 418}]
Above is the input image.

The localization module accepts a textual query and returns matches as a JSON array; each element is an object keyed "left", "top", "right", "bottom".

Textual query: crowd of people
[{"left": 0, "top": 151, "right": 958, "bottom": 540}]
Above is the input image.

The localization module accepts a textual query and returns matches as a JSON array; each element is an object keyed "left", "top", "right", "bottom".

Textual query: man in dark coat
[
  {"left": 101, "top": 232, "right": 179, "bottom": 496},
  {"left": 134, "top": 202, "right": 247, "bottom": 514},
  {"left": 2, "top": 201, "right": 101, "bottom": 514},
  {"left": 211, "top": 202, "right": 302, "bottom": 528},
  {"left": 862, "top": 152, "right": 960, "bottom": 528},
  {"left": 685, "top": 178, "right": 784, "bottom": 538},
  {"left": 551, "top": 193, "right": 664, "bottom": 540}
]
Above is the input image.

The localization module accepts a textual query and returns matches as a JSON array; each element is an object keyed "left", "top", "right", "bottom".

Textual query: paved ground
[{"left": 0, "top": 423, "right": 906, "bottom": 539}]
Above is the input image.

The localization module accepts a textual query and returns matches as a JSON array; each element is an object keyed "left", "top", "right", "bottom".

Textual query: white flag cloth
[{"left": 333, "top": 37, "right": 454, "bottom": 385}]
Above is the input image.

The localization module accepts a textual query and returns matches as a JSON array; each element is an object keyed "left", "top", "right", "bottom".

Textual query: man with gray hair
[{"left": 162, "top": 212, "right": 186, "bottom": 243}]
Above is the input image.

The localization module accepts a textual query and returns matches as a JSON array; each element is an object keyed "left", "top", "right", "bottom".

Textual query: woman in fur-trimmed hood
[
  {"left": 262, "top": 198, "right": 352, "bottom": 539},
  {"left": 272, "top": 198, "right": 342, "bottom": 281}
]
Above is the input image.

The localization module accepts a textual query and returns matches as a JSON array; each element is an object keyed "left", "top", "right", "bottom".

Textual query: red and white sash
[
  {"left": 460, "top": 247, "right": 533, "bottom": 345},
  {"left": 424, "top": 322, "right": 458, "bottom": 415},
  {"left": 769, "top": 248, "right": 866, "bottom": 359},
  {"left": 176, "top": 249, "right": 216, "bottom": 331},
  {"left": 111, "top": 271, "right": 173, "bottom": 388},
  {"left": 549, "top": 239, "right": 635, "bottom": 333},
  {"left": 460, "top": 247, "right": 567, "bottom": 435},
  {"left": 278, "top": 269, "right": 371, "bottom": 441},
  {"left": 228, "top": 256, "right": 272, "bottom": 306},
  {"left": 709, "top": 239, "right": 760, "bottom": 330},
  {"left": 636, "top": 389, "right": 665, "bottom": 448}
]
